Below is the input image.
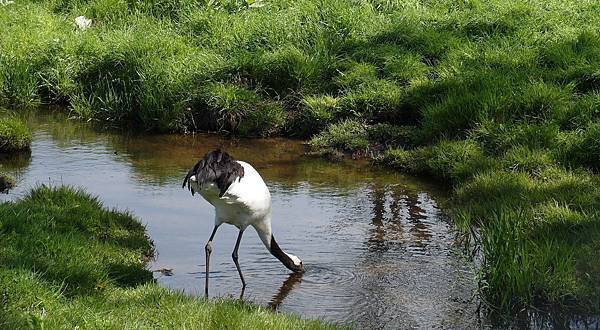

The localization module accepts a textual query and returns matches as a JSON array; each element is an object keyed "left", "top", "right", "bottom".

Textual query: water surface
[{"left": 0, "top": 111, "right": 480, "bottom": 329}]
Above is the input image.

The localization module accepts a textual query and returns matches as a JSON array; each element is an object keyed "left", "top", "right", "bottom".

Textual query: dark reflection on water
[
  {"left": 268, "top": 272, "right": 304, "bottom": 311},
  {"left": 1, "top": 110, "right": 483, "bottom": 329}
]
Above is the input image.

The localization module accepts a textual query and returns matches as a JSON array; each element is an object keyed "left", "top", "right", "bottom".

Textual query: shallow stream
[{"left": 0, "top": 111, "right": 481, "bottom": 329}]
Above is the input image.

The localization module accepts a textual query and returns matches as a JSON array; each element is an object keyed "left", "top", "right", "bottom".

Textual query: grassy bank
[
  {"left": 0, "top": 185, "right": 335, "bottom": 329},
  {"left": 0, "top": 117, "right": 31, "bottom": 152},
  {"left": 0, "top": 116, "right": 30, "bottom": 192},
  {"left": 3, "top": 0, "right": 595, "bottom": 137},
  {"left": 1, "top": 0, "right": 599, "bottom": 316},
  {"left": 379, "top": 139, "right": 600, "bottom": 315}
]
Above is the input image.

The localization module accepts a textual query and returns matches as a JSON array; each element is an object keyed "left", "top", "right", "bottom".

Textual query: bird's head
[{"left": 288, "top": 254, "right": 304, "bottom": 273}]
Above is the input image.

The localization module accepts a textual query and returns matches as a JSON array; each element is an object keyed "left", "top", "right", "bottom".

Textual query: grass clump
[
  {"left": 367, "top": 123, "right": 416, "bottom": 149},
  {"left": 309, "top": 119, "right": 369, "bottom": 156},
  {"left": 199, "top": 82, "right": 286, "bottom": 136},
  {"left": 381, "top": 139, "right": 496, "bottom": 184},
  {"left": 0, "top": 172, "right": 15, "bottom": 192},
  {"left": 334, "top": 62, "right": 378, "bottom": 89},
  {"left": 502, "top": 146, "right": 555, "bottom": 175},
  {"left": 0, "top": 185, "right": 337, "bottom": 329},
  {"left": 311, "top": 121, "right": 417, "bottom": 157},
  {"left": 555, "top": 124, "right": 600, "bottom": 172},
  {"left": 342, "top": 79, "right": 409, "bottom": 123},
  {"left": 382, "top": 53, "right": 429, "bottom": 84},
  {"left": 453, "top": 168, "right": 600, "bottom": 313},
  {"left": 0, "top": 117, "right": 32, "bottom": 152},
  {"left": 470, "top": 121, "right": 560, "bottom": 155},
  {"left": 289, "top": 95, "right": 341, "bottom": 138}
]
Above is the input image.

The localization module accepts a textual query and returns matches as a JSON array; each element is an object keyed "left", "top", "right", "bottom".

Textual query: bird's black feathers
[{"left": 182, "top": 149, "right": 245, "bottom": 197}]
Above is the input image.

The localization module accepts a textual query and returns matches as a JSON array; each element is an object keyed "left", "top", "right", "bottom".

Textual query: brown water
[{"left": 0, "top": 111, "right": 482, "bottom": 329}]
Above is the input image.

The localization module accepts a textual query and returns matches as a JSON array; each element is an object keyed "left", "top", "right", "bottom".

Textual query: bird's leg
[
  {"left": 232, "top": 229, "right": 246, "bottom": 292},
  {"left": 205, "top": 225, "right": 220, "bottom": 298}
]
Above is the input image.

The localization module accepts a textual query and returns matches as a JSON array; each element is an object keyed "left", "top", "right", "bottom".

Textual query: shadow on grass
[{"left": 0, "top": 185, "right": 155, "bottom": 297}]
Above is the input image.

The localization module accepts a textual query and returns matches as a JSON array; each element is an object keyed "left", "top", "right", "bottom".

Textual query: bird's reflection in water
[
  {"left": 212, "top": 271, "right": 303, "bottom": 303},
  {"left": 267, "top": 272, "right": 304, "bottom": 311}
]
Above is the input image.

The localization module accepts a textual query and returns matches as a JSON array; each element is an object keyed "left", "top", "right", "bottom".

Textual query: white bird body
[
  {"left": 189, "top": 161, "right": 273, "bottom": 248},
  {"left": 183, "top": 150, "right": 303, "bottom": 297}
]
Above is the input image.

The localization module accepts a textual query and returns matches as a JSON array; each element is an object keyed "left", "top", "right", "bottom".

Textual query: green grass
[
  {"left": 0, "top": 186, "right": 336, "bottom": 329},
  {"left": 0, "top": 117, "right": 32, "bottom": 152},
  {"left": 198, "top": 82, "right": 286, "bottom": 136},
  {"left": 2, "top": 0, "right": 600, "bottom": 318},
  {"left": 309, "top": 119, "right": 369, "bottom": 156},
  {"left": 2, "top": 1, "right": 599, "bottom": 136}
]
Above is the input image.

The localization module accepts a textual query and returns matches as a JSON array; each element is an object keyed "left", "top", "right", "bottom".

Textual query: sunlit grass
[
  {"left": 0, "top": 117, "right": 32, "bottom": 151},
  {"left": 3, "top": 0, "right": 595, "bottom": 136}
]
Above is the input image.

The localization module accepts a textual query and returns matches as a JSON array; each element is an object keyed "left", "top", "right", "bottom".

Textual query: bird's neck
[
  {"left": 253, "top": 221, "right": 303, "bottom": 273},
  {"left": 269, "top": 235, "right": 303, "bottom": 273}
]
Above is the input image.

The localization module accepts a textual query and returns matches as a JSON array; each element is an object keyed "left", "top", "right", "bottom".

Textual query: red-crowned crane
[{"left": 183, "top": 149, "right": 304, "bottom": 297}]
